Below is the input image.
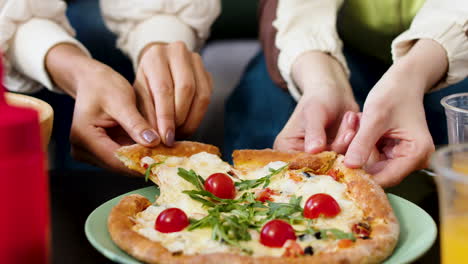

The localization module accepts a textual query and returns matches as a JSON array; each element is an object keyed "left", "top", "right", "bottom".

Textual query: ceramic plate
[{"left": 85, "top": 186, "right": 437, "bottom": 264}]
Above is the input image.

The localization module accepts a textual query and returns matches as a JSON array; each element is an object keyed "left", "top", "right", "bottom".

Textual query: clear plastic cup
[
  {"left": 441, "top": 93, "right": 468, "bottom": 144},
  {"left": 431, "top": 144, "right": 468, "bottom": 263}
]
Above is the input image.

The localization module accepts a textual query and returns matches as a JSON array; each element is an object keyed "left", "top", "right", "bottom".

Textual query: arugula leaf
[
  {"left": 263, "top": 166, "right": 287, "bottom": 187},
  {"left": 320, "top": 228, "right": 356, "bottom": 241},
  {"left": 235, "top": 164, "right": 288, "bottom": 191},
  {"left": 177, "top": 168, "right": 205, "bottom": 190},
  {"left": 188, "top": 211, "right": 218, "bottom": 231},
  {"left": 185, "top": 193, "right": 216, "bottom": 207},
  {"left": 188, "top": 208, "right": 254, "bottom": 254},
  {"left": 144, "top": 162, "right": 163, "bottom": 182},
  {"left": 266, "top": 195, "right": 303, "bottom": 221},
  {"left": 182, "top": 190, "right": 235, "bottom": 206}
]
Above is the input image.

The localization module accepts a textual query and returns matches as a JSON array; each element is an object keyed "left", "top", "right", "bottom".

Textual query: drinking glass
[
  {"left": 431, "top": 144, "right": 468, "bottom": 263},
  {"left": 441, "top": 93, "right": 468, "bottom": 144}
]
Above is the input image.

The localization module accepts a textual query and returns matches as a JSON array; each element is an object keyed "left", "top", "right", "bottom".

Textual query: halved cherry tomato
[
  {"left": 155, "top": 208, "right": 189, "bottom": 233},
  {"left": 260, "top": 219, "right": 297, "bottom": 248},
  {"left": 256, "top": 188, "right": 278, "bottom": 203},
  {"left": 304, "top": 193, "right": 341, "bottom": 219},
  {"left": 204, "top": 173, "right": 236, "bottom": 199}
]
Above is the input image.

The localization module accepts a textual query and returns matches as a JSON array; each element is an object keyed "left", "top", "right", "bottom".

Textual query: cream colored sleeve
[
  {"left": 0, "top": 0, "right": 90, "bottom": 94},
  {"left": 100, "top": 0, "right": 221, "bottom": 71},
  {"left": 392, "top": 0, "right": 468, "bottom": 90},
  {"left": 273, "top": 0, "right": 347, "bottom": 100}
]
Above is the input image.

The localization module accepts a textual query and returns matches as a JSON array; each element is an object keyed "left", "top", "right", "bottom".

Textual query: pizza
[{"left": 109, "top": 141, "right": 399, "bottom": 264}]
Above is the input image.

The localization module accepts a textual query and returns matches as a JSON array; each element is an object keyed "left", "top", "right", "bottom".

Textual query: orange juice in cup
[
  {"left": 432, "top": 144, "right": 468, "bottom": 264},
  {"left": 441, "top": 215, "right": 468, "bottom": 263}
]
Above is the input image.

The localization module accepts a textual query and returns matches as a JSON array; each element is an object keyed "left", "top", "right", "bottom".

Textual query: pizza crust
[
  {"left": 232, "top": 149, "right": 336, "bottom": 173},
  {"left": 109, "top": 195, "right": 252, "bottom": 264},
  {"left": 115, "top": 141, "right": 221, "bottom": 174},
  {"left": 109, "top": 144, "right": 399, "bottom": 264},
  {"left": 329, "top": 156, "right": 400, "bottom": 263}
]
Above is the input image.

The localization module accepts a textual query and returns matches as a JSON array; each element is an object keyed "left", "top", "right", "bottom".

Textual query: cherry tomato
[
  {"left": 155, "top": 208, "right": 189, "bottom": 233},
  {"left": 303, "top": 193, "right": 341, "bottom": 219},
  {"left": 260, "top": 219, "right": 297, "bottom": 248},
  {"left": 204, "top": 173, "right": 236, "bottom": 199}
]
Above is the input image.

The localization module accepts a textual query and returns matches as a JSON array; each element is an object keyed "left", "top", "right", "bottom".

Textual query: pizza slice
[{"left": 110, "top": 141, "right": 399, "bottom": 264}]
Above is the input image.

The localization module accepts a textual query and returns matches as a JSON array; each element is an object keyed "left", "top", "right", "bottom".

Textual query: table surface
[{"left": 50, "top": 170, "right": 441, "bottom": 264}]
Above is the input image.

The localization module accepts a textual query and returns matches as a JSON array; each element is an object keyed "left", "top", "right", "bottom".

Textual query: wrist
[
  {"left": 45, "top": 43, "right": 95, "bottom": 97},
  {"left": 390, "top": 39, "right": 448, "bottom": 94},
  {"left": 292, "top": 51, "right": 350, "bottom": 95},
  {"left": 292, "top": 51, "right": 339, "bottom": 89}
]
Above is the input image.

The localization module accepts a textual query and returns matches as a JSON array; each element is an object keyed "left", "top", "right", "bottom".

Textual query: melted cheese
[
  {"left": 148, "top": 152, "right": 233, "bottom": 218},
  {"left": 135, "top": 155, "right": 364, "bottom": 256},
  {"left": 135, "top": 206, "right": 232, "bottom": 254},
  {"left": 268, "top": 173, "right": 363, "bottom": 232}
]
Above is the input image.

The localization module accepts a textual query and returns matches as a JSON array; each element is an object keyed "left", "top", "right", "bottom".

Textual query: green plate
[{"left": 85, "top": 186, "right": 437, "bottom": 264}]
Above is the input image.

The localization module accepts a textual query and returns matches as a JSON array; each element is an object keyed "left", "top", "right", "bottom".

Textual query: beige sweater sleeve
[
  {"left": 0, "top": 0, "right": 90, "bottom": 93},
  {"left": 392, "top": 0, "right": 468, "bottom": 90},
  {"left": 100, "top": 0, "right": 221, "bottom": 71},
  {"left": 273, "top": 0, "right": 347, "bottom": 101}
]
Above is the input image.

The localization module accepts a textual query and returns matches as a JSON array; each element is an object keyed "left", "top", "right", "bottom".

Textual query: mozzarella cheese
[
  {"left": 134, "top": 153, "right": 364, "bottom": 256},
  {"left": 149, "top": 152, "right": 233, "bottom": 218}
]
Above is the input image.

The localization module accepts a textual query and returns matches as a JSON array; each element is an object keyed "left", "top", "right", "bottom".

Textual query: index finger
[{"left": 144, "top": 49, "right": 176, "bottom": 147}]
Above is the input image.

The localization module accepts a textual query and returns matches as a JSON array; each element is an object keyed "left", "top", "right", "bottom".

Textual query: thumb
[
  {"left": 111, "top": 105, "right": 161, "bottom": 147},
  {"left": 345, "top": 114, "right": 386, "bottom": 168},
  {"left": 304, "top": 107, "right": 327, "bottom": 153}
]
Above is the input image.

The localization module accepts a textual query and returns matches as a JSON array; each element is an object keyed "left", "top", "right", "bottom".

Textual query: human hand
[
  {"left": 134, "top": 42, "right": 212, "bottom": 145},
  {"left": 343, "top": 39, "right": 448, "bottom": 187},
  {"left": 46, "top": 44, "right": 159, "bottom": 173},
  {"left": 274, "top": 51, "right": 359, "bottom": 153}
]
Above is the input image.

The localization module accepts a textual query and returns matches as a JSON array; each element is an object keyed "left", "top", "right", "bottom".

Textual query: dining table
[{"left": 50, "top": 170, "right": 441, "bottom": 264}]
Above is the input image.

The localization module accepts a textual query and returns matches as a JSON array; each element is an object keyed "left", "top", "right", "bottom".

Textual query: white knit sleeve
[
  {"left": 392, "top": 0, "right": 468, "bottom": 90},
  {"left": 0, "top": 0, "right": 90, "bottom": 93},
  {"left": 100, "top": 0, "right": 221, "bottom": 70},
  {"left": 274, "top": 0, "right": 348, "bottom": 101}
]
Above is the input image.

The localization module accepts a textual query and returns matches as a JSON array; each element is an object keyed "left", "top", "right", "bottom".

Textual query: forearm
[
  {"left": 291, "top": 51, "right": 353, "bottom": 100},
  {"left": 45, "top": 43, "right": 101, "bottom": 98},
  {"left": 274, "top": 0, "right": 348, "bottom": 100},
  {"left": 383, "top": 39, "right": 448, "bottom": 98},
  {"left": 395, "top": 39, "right": 447, "bottom": 92}
]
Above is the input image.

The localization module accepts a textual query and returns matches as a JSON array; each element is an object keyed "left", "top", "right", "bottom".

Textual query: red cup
[{"left": 0, "top": 57, "right": 49, "bottom": 263}]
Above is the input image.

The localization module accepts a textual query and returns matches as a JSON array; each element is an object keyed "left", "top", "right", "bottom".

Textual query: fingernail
[
  {"left": 347, "top": 112, "right": 355, "bottom": 126},
  {"left": 346, "top": 152, "right": 363, "bottom": 166},
  {"left": 166, "top": 130, "right": 175, "bottom": 147},
  {"left": 343, "top": 131, "right": 354, "bottom": 144},
  {"left": 142, "top": 129, "right": 158, "bottom": 143}
]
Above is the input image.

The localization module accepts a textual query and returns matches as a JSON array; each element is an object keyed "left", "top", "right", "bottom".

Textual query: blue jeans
[{"left": 224, "top": 49, "right": 468, "bottom": 161}]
